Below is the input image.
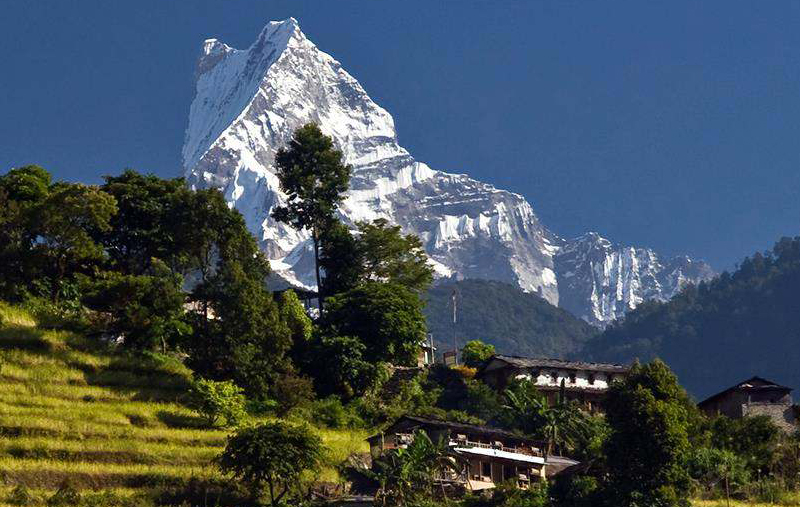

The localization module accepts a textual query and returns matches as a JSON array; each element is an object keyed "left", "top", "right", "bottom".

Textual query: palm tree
[
  {"left": 503, "top": 379, "right": 589, "bottom": 456},
  {"left": 369, "top": 430, "right": 467, "bottom": 505}
]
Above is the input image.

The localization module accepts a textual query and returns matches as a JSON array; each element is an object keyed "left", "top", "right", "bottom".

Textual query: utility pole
[{"left": 451, "top": 289, "right": 458, "bottom": 365}]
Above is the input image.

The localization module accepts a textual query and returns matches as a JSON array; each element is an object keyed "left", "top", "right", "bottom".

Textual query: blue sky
[{"left": 1, "top": 1, "right": 798, "bottom": 270}]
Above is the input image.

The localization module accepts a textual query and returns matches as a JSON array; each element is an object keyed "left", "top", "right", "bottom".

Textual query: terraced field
[{"left": 0, "top": 303, "right": 368, "bottom": 506}]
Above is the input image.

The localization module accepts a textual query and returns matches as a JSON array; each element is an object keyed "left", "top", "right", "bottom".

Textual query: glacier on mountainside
[{"left": 182, "top": 18, "right": 714, "bottom": 325}]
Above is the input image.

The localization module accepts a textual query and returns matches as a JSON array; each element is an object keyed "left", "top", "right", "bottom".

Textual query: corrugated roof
[{"left": 484, "top": 354, "right": 630, "bottom": 374}]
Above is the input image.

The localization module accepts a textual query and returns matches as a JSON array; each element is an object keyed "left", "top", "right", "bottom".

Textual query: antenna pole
[{"left": 452, "top": 289, "right": 458, "bottom": 365}]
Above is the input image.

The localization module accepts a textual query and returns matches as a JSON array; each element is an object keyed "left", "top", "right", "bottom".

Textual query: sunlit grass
[
  {"left": 0, "top": 302, "right": 374, "bottom": 501},
  {"left": 0, "top": 302, "right": 36, "bottom": 327},
  {"left": 0, "top": 486, "right": 145, "bottom": 507}
]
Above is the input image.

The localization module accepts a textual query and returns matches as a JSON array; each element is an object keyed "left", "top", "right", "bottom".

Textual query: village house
[
  {"left": 698, "top": 376, "right": 799, "bottom": 432},
  {"left": 476, "top": 354, "right": 629, "bottom": 411},
  {"left": 367, "top": 415, "right": 560, "bottom": 491},
  {"left": 417, "top": 337, "right": 436, "bottom": 367}
]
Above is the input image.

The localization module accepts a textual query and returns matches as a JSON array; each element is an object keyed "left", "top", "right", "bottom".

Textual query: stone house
[{"left": 698, "top": 376, "right": 799, "bottom": 432}]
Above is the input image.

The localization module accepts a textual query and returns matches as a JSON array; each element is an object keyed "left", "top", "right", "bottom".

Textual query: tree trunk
[
  {"left": 312, "top": 227, "right": 324, "bottom": 312},
  {"left": 725, "top": 475, "right": 730, "bottom": 507},
  {"left": 268, "top": 477, "right": 275, "bottom": 507},
  {"left": 53, "top": 254, "right": 66, "bottom": 304}
]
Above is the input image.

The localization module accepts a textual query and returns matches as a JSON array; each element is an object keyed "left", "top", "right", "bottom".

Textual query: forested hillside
[
  {"left": 425, "top": 279, "right": 597, "bottom": 357},
  {"left": 586, "top": 236, "right": 800, "bottom": 398}
]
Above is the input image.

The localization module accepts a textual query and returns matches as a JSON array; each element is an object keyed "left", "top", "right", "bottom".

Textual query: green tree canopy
[
  {"left": 318, "top": 220, "right": 363, "bottom": 297},
  {"left": 321, "top": 281, "right": 427, "bottom": 366},
  {"left": 461, "top": 339, "right": 496, "bottom": 368},
  {"left": 99, "top": 170, "right": 190, "bottom": 275},
  {"left": 271, "top": 124, "right": 351, "bottom": 305},
  {"left": 217, "top": 421, "right": 325, "bottom": 506},
  {"left": 278, "top": 289, "right": 313, "bottom": 344},
  {"left": 355, "top": 218, "right": 433, "bottom": 292},
  {"left": 0, "top": 166, "right": 52, "bottom": 300},
  {"left": 79, "top": 260, "right": 189, "bottom": 351},
  {"left": 37, "top": 183, "right": 117, "bottom": 301},
  {"left": 502, "top": 380, "right": 589, "bottom": 456},
  {"left": 707, "top": 414, "right": 780, "bottom": 474},
  {"left": 603, "top": 359, "right": 693, "bottom": 507},
  {"left": 302, "top": 334, "right": 385, "bottom": 400},
  {"left": 320, "top": 218, "right": 434, "bottom": 297}
]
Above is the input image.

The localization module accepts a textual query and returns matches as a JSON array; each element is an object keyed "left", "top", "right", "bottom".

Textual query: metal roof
[
  {"left": 366, "top": 415, "right": 538, "bottom": 445},
  {"left": 481, "top": 354, "right": 630, "bottom": 374}
]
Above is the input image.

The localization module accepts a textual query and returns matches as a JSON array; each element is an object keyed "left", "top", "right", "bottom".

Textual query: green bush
[
  {"left": 688, "top": 446, "right": 750, "bottom": 498},
  {"left": 551, "top": 475, "right": 599, "bottom": 507},
  {"left": 189, "top": 378, "right": 247, "bottom": 428},
  {"left": 461, "top": 339, "right": 495, "bottom": 368},
  {"left": 308, "top": 396, "right": 364, "bottom": 429},
  {"left": 245, "top": 397, "right": 278, "bottom": 416},
  {"left": 746, "top": 479, "right": 790, "bottom": 504},
  {"left": 23, "top": 294, "right": 84, "bottom": 330},
  {"left": 272, "top": 371, "right": 315, "bottom": 417},
  {"left": 462, "top": 482, "right": 549, "bottom": 507},
  {"left": 217, "top": 421, "right": 326, "bottom": 506}
]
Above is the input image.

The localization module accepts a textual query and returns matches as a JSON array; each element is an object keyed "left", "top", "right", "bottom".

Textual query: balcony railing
[
  {"left": 390, "top": 433, "right": 543, "bottom": 458},
  {"left": 450, "top": 438, "right": 542, "bottom": 457}
]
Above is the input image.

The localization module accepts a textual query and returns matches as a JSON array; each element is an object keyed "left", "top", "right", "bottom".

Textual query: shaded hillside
[
  {"left": 424, "top": 279, "right": 597, "bottom": 358},
  {"left": 586, "top": 236, "right": 800, "bottom": 399}
]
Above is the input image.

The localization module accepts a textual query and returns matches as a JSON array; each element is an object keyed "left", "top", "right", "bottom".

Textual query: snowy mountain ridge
[{"left": 183, "top": 18, "right": 714, "bottom": 325}]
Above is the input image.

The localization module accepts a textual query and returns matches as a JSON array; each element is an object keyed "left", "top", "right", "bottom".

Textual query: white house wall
[{"left": 514, "top": 369, "right": 625, "bottom": 389}]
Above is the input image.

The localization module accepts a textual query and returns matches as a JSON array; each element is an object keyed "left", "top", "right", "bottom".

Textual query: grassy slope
[{"left": 0, "top": 303, "right": 368, "bottom": 506}]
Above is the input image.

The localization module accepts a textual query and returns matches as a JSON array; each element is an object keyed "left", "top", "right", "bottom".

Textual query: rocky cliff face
[
  {"left": 183, "top": 18, "right": 713, "bottom": 325},
  {"left": 554, "top": 233, "right": 716, "bottom": 325}
]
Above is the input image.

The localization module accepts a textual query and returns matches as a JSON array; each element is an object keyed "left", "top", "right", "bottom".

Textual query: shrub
[
  {"left": 460, "top": 339, "right": 495, "bottom": 368},
  {"left": 462, "top": 482, "right": 549, "bottom": 507},
  {"left": 23, "top": 294, "right": 84, "bottom": 330},
  {"left": 309, "top": 396, "right": 364, "bottom": 429},
  {"left": 272, "top": 371, "right": 315, "bottom": 417},
  {"left": 245, "top": 397, "right": 278, "bottom": 416},
  {"left": 688, "top": 447, "right": 750, "bottom": 499},
  {"left": 551, "top": 475, "right": 599, "bottom": 507},
  {"left": 217, "top": 421, "right": 326, "bottom": 506},
  {"left": 708, "top": 414, "right": 780, "bottom": 474},
  {"left": 189, "top": 378, "right": 247, "bottom": 428}
]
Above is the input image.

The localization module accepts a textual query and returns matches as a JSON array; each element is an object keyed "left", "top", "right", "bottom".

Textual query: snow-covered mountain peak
[
  {"left": 183, "top": 19, "right": 714, "bottom": 325},
  {"left": 554, "top": 232, "right": 714, "bottom": 325}
]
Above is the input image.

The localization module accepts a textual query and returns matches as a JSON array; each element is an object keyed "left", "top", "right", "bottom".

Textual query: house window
[
  {"left": 481, "top": 461, "right": 491, "bottom": 478},
  {"left": 550, "top": 371, "right": 558, "bottom": 382},
  {"left": 588, "top": 374, "right": 595, "bottom": 385},
  {"left": 569, "top": 373, "right": 576, "bottom": 384}
]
